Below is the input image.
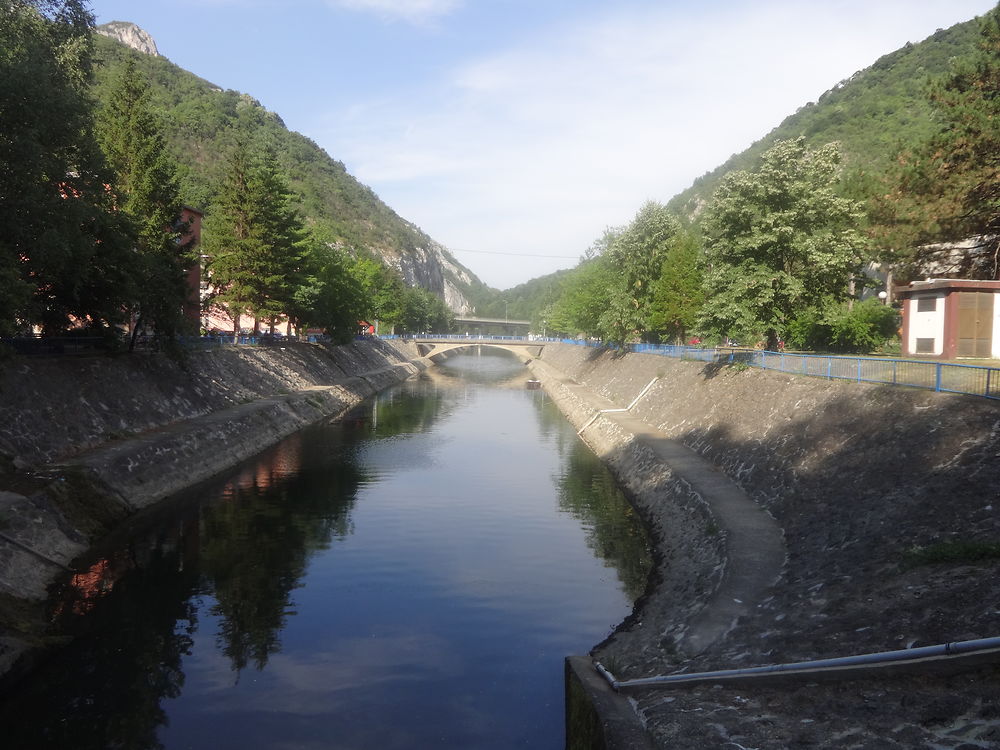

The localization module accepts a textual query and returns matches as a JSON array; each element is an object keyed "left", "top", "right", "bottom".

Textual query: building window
[
  {"left": 916, "top": 337, "right": 935, "bottom": 353},
  {"left": 916, "top": 296, "right": 936, "bottom": 312}
]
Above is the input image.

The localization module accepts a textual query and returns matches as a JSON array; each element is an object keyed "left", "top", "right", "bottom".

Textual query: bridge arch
[{"left": 410, "top": 338, "right": 544, "bottom": 363}]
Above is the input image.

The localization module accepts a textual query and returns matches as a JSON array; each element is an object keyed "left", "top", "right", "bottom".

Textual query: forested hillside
[
  {"left": 536, "top": 5, "right": 1000, "bottom": 352},
  {"left": 91, "top": 28, "right": 482, "bottom": 312},
  {"left": 668, "top": 18, "right": 981, "bottom": 219},
  {"left": 1, "top": 3, "right": 473, "bottom": 344}
]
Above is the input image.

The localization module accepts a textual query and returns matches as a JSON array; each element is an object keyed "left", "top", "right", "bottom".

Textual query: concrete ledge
[{"left": 566, "top": 655, "right": 654, "bottom": 750}]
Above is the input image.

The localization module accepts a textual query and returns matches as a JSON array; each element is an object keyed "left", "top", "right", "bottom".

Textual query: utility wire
[{"left": 449, "top": 247, "right": 580, "bottom": 259}]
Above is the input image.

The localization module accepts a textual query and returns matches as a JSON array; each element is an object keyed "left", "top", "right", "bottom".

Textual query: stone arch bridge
[{"left": 409, "top": 336, "right": 544, "bottom": 363}]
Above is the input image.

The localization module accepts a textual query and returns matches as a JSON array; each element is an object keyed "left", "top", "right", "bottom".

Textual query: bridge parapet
[{"left": 396, "top": 335, "right": 544, "bottom": 361}]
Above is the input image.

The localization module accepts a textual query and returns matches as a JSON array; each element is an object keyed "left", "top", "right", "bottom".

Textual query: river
[{"left": 1, "top": 350, "right": 651, "bottom": 749}]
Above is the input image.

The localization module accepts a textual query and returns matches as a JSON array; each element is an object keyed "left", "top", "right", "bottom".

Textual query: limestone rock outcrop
[{"left": 96, "top": 21, "right": 160, "bottom": 56}]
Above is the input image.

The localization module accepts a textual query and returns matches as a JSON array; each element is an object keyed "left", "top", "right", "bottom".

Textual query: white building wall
[
  {"left": 907, "top": 294, "right": 946, "bottom": 356},
  {"left": 993, "top": 294, "right": 1000, "bottom": 357}
]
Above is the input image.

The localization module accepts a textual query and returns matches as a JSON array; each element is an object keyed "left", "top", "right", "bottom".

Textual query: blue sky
[{"left": 88, "top": 0, "right": 997, "bottom": 289}]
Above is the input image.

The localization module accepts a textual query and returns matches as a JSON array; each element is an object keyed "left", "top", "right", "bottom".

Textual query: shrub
[{"left": 787, "top": 299, "right": 898, "bottom": 353}]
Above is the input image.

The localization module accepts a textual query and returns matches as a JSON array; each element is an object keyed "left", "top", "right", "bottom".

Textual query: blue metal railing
[
  {"left": 378, "top": 333, "right": 1000, "bottom": 400},
  {"left": 1, "top": 333, "right": 330, "bottom": 355},
  {"left": 593, "top": 340, "right": 1000, "bottom": 401}
]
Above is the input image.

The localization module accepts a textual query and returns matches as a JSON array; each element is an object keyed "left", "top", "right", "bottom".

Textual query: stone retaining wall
[
  {"left": 0, "top": 338, "right": 425, "bottom": 683},
  {"left": 535, "top": 342, "right": 1000, "bottom": 749},
  {"left": 527, "top": 356, "right": 726, "bottom": 659}
]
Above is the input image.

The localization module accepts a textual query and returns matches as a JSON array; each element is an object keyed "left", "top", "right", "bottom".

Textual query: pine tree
[
  {"left": 647, "top": 232, "right": 704, "bottom": 344},
  {"left": 202, "top": 133, "right": 306, "bottom": 337},
  {"left": 96, "top": 57, "right": 191, "bottom": 346}
]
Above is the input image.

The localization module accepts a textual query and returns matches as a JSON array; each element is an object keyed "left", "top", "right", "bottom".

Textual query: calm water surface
[{"left": 3, "top": 351, "right": 651, "bottom": 749}]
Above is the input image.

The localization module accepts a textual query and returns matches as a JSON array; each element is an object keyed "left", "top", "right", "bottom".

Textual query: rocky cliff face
[
  {"left": 96, "top": 21, "right": 160, "bottom": 56},
  {"left": 381, "top": 237, "right": 476, "bottom": 315}
]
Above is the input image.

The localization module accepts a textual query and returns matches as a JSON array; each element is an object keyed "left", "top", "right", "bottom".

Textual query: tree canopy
[
  {"left": 201, "top": 128, "right": 307, "bottom": 335},
  {"left": 698, "top": 138, "right": 868, "bottom": 347},
  {"left": 0, "top": 0, "right": 137, "bottom": 335},
  {"left": 96, "top": 57, "right": 193, "bottom": 345}
]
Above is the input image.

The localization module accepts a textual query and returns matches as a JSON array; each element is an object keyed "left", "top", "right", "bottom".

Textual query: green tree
[
  {"left": 397, "top": 287, "right": 453, "bottom": 334},
  {"left": 96, "top": 57, "right": 192, "bottom": 347},
  {"left": 786, "top": 298, "right": 899, "bottom": 353},
  {"left": 0, "top": 0, "right": 136, "bottom": 335},
  {"left": 876, "top": 3, "right": 1000, "bottom": 278},
  {"left": 647, "top": 231, "right": 704, "bottom": 343},
  {"left": 202, "top": 132, "right": 305, "bottom": 336},
  {"left": 546, "top": 256, "right": 614, "bottom": 338},
  {"left": 598, "top": 203, "right": 683, "bottom": 344},
  {"left": 291, "top": 230, "right": 365, "bottom": 343},
  {"left": 698, "top": 138, "right": 868, "bottom": 348},
  {"left": 349, "top": 255, "right": 405, "bottom": 331}
]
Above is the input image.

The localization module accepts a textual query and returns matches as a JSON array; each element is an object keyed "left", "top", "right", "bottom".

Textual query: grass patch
[{"left": 904, "top": 540, "right": 1000, "bottom": 567}]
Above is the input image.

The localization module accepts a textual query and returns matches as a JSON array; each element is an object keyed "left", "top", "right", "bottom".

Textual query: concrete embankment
[
  {"left": 0, "top": 337, "right": 424, "bottom": 683},
  {"left": 532, "top": 342, "right": 1000, "bottom": 749}
]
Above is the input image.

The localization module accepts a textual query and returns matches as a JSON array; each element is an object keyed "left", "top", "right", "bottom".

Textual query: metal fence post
[{"left": 935, "top": 363, "right": 943, "bottom": 392}]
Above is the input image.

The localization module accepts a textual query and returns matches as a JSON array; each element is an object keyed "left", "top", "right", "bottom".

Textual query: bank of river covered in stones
[
  {"left": 1, "top": 338, "right": 999, "bottom": 748},
  {"left": 528, "top": 342, "right": 1000, "bottom": 749}
]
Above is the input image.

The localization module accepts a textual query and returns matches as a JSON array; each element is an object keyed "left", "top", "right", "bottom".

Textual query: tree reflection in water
[
  {"left": 0, "top": 356, "right": 649, "bottom": 750},
  {"left": 0, "top": 384, "right": 455, "bottom": 749}
]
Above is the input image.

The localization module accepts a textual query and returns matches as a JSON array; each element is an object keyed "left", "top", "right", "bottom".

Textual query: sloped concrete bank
[
  {"left": 532, "top": 343, "right": 1000, "bottom": 749},
  {"left": 0, "top": 338, "right": 425, "bottom": 684}
]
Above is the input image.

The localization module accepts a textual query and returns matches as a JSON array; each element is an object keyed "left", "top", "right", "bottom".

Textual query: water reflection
[
  {"left": 1, "top": 350, "right": 650, "bottom": 750},
  {"left": 554, "top": 445, "right": 651, "bottom": 601}
]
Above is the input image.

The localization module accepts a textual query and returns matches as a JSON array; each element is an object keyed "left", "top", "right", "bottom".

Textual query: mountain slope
[
  {"left": 92, "top": 24, "right": 482, "bottom": 313},
  {"left": 668, "top": 17, "right": 983, "bottom": 220}
]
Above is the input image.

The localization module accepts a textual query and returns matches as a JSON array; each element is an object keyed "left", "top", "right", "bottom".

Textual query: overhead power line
[{"left": 449, "top": 247, "right": 580, "bottom": 260}]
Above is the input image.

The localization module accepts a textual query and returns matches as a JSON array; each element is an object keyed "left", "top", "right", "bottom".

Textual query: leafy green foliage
[
  {"left": 202, "top": 128, "right": 307, "bottom": 333},
  {"left": 668, "top": 18, "right": 984, "bottom": 222},
  {"left": 0, "top": 1, "right": 138, "bottom": 335},
  {"left": 698, "top": 139, "right": 869, "bottom": 347},
  {"left": 288, "top": 229, "right": 364, "bottom": 344},
  {"left": 874, "top": 5, "right": 1000, "bottom": 279},
  {"left": 547, "top": 257, "right": 613, "bottom": 338},
  {"left": 96, "top": 57, "right": 192, "bottom": 344},
  {"left": 647, "top": 232, "right": 704, "bottom": 343},
  {"left": 549, "top": 205, "right": 687, "bottom": 343},
  {"left": 349, "top": 255, "right": 405, "bottom": 329},
  {"left": 397, "top": 287, "right": 454, "bottom": 334},
  {"left": 598, "top": 203, "right": 683, "bottom": 344},
  {"left": 786, "top": 298, "right": 899, "bottom": 353}
]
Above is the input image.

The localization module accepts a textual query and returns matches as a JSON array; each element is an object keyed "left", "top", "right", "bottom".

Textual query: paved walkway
[{"left": 558, "top": 371, "right": 786, "bottom": 657}]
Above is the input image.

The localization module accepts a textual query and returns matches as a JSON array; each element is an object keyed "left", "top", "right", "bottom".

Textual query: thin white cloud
[{"left": 328, "top": 0, "right": 462, "bottom": 24}]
